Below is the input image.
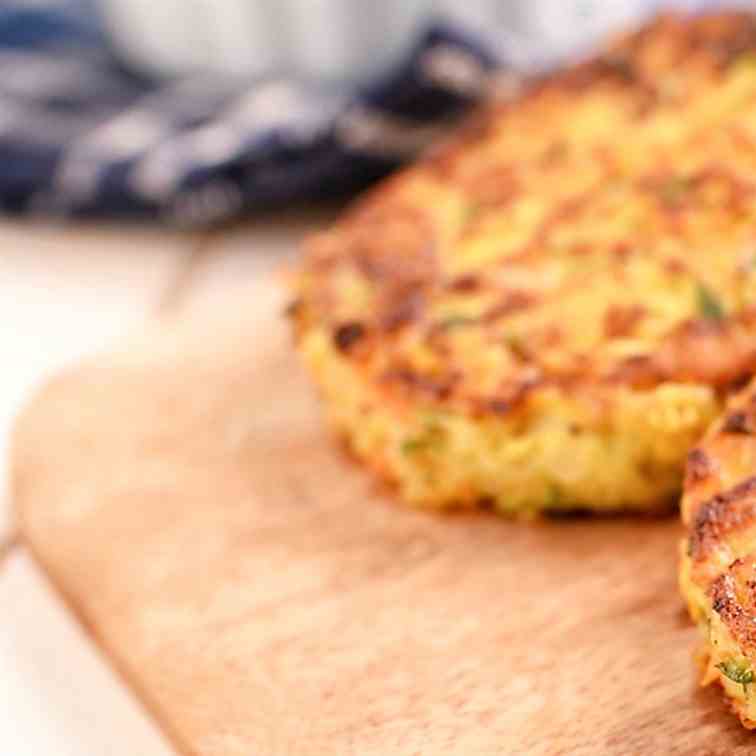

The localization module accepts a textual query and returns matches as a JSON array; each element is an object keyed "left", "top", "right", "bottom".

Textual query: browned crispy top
[
  {"left": 683, "top": 375, "right": 756, "bottom": 655},
  {"left": 689, "top": 477, "right": 756, "bottom": 562},
  {"left": 711, "top": 561, "right": 756, "bottom": 656},
  {"left": 293, "top": 12, "right": 756, "bottom": 415}
]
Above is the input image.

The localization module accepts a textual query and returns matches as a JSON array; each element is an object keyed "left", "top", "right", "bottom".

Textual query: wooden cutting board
[{"left": 11, "top": 281, "right": 756, "bottom": 755}]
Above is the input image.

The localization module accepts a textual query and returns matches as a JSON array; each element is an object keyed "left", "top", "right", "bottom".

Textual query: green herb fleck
[
  {"left": 660, "top": 176, "right": 693, "bottom": 206},
  {"left": 439, "top": 315, "right": 476, "bottom": 329},
  {"left": 401, "top": 438, "right": 428, "bottom": 454},
  {"left": 696, "top": 283, "right": 725, "bottom": 321},
  {"left": 717, "top": 659, "right": 755, "bottom": 695},
  {"left": 401, "top": 420, "right": 446, "bottom": 456}
]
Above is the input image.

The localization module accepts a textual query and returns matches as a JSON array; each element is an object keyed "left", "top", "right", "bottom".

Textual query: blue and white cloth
[{"left": 0, "top": 0, "right": 740, "bottom": 224}]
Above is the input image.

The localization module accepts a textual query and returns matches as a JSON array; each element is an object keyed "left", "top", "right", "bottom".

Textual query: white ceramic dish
[{"left": 100, "top": 0, "right": 435, "bottom": 83}]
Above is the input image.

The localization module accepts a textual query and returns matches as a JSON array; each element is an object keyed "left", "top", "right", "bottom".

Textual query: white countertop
[{"left": 0, "top": 209, "right": 337, "bottom": 755}]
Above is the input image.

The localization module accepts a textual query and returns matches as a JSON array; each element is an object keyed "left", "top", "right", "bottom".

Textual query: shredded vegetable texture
[
  {"left": 680, "top": 370, "right": 756, "bottom": 728},
  {"left": 292, "top": 12, "right": 756, "bottom": 514},
  {"left": 696, "top": 284, "right": 725, "bottom": 321},
  {"left": 717, "top": 660, "right": 755, "bottom": 693}
]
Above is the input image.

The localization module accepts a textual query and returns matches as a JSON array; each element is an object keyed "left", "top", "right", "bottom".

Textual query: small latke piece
[
  {"left": 680, "top": 378, "right": 756, "bottom": 728},
  {"left": 291, "top": 12, "right": 756, "bottom": 514}
]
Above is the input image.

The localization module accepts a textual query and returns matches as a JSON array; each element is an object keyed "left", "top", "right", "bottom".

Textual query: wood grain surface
[{"left": 11, "top": 281, "right": 756, "bottom": 755}]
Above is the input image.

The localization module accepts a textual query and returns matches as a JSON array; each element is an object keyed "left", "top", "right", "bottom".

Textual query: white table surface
[{"left": 0, "top": 209, "right": 338, "bottom": 755}]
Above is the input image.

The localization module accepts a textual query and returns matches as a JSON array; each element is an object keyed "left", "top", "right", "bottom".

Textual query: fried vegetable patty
[
  {"left": 680, "top": 378, "right": 756, "bottom": 727},
  {"left": 291, "top": 12, "right": 756, "bottom": 514}
]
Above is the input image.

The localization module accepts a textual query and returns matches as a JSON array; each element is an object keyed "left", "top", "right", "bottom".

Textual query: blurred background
[
  {"left": 0, "top": 1, "right": 753, "bottom": 754},
  {"left": 0, "top": 0, "right": 736, "bottom": 224}
]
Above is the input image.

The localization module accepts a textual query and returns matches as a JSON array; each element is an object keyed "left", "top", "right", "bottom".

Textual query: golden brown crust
[
  {"left": 294, "top": 11, "right": 756, "bottom": 419},
  {"left": 688, "top": 477, "right": 756, "bottom": 562},
  {"left": 710, "top": 562, "right": 756, "bottom": 657},
  {"left": 608, "top": 314, "right": 756, "bottom": 389},
  {"left": 685, "top": 447, "right": 717, "bottom": 486},
  {"left": 681, "top": 373, "right": 756, "bottom": 726},
  {"left": 293, "top": 10, "right": 756, "bottom": 514}
]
